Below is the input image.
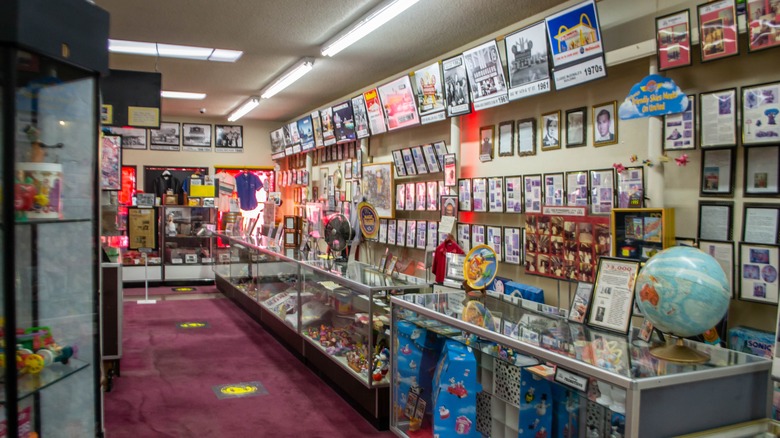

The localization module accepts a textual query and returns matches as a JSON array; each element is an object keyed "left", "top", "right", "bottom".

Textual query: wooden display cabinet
[{"left": 610, "top": 208, "right": 675, "bottom": 262}]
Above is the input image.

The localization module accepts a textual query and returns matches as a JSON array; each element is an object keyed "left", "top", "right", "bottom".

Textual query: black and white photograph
[
  {"left": 462, "top": 40, "right": 508, "bottom": 107},
  {"left": 498, "top": 121, "right": 514, "bottom": 157},
  {"left": 565, "top": 107, "right": 586, "bottom": 147},
  {"left": 504, "top": 21, "right": 551, "bottom": 100},
  {"left": 593, "top": 101, "right": 618, "bottom": 146},
  {"left": 351, "top": 95, "right": 370, "bottom": 139},
  {"left": 182, "top": 124, "right": 212, "bottom": 152},
  {"left": 215, "top": 125, "right": 243, "bottom": 152},
  {"left": 269, "top": 127, "right": 284, "bottom": 154},
  {"left": 442, "top": 54, "right": 472, "bottom": 117},
  {"left": 541, "top": 111, "right": 561, "bottom": 150},
  {"left": 149, "top": 122, "right": 181, "bottom": 151},
  {"left": 109, "top": 126, "right": 147, "bottom": 150}
]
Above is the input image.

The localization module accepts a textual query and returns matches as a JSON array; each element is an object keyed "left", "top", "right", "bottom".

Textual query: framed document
[
  {"left": 444, "top": 154, "right": 457, "bottom": 187},
  {"left": 387, "top": 220, "right": 397, "bottom": 246},
  {"left": 401, "top": 148, "right": 417, "bottom": 176},
  {"left": 488, "top": 176, "right": 504, "bottom": 212},
  {"left": 697, "top": 0, "right": 739, "bottom": 63},
  {"left": 471, "top": 224, "right": 486, "bottom": 248},
  {"left": 698, "top": 201, "right": 734, "bottom": 242},
  {"left": 415, "top": 182, "right": 427, "bottom": 211},
  {"left": 616, "top": 166, "right": 644, "bottom": 208},
  {"left": 487, "top": 225, "right": 503, "bottom": 262},
  {"left": 392, "top": 150, "right": 407, "bottom": 177},
  {"left": 458, "top": 178, "right": 472, "bottom": 211},
  {"left": 663, "top": 94, "right": 695, "bottom": 151},
  {"left": 589, "top": 168, "right": 614, "bottom": 215},
  {"left": 568, "top": 282, "right": 595, "bottom": 324},
  {"left": 524, "top": 174, "right": 543, "bottom": 213},
  {"left": 505, "top": 21, "right": 552, "bottom": 101},
  {"left": 700, "top": 89, "right": 737, "bottom": 148},
  {"left": 378, "top": 219, "right": 388, "bottom": 244},
  {"left": 739, "top": 242, "right": 780, "bottom": 304},
  {"left": 479, "top": 125, "right": 495, "bottom": 162},
  {"left": 517, "top": 117, "right": 537, "bottom": 156},
  {"left": 565, "top": 107, "right": 586, "bottom": 147},
  {"left": 504, "top": 175, "right": 524, "bottom": 213},
  {"left": 592, "top": 101, "right": 618, "bottom": 146},
  {"left": 540, "top": 110, "right": 561, "bottom": 150},
  {"left": 472, "top": 177, "right": 488, "bottom": 212},
  {"left": 411, "top": 145, "right": 429, "bottom": 174},
  {"left": 743, "top": 203, "right": 780, "bottom": 244},
  {"left": 427, "top": 181, "right": 439, "bottom": 211},
  {"left": 457, "top": 223, "right": 471, "bottom": 253},
  {"left": 587, "top": 257, "right": 641, "bottom": 334},
  {"left": 744, "top": 145, "right": 780, "bottom": 196},
  {"left": 498, "top": 121, "right": 514, "bottom": 157},
  {"left": 504, "top": 226, "right": 522, "bottom": 265},
  {"left": 416, "top": 220, "right": 428, "bottom": 249},
  {"left": 396, "top": 219, "right": 407, "bottom": 247},
  {"left": 395, "top": 184, "right": 406, "bottom": 211},
  {"left": 543, "top": 172, "right": 564, "bottom": 207},
  {"left": 422, "top": 143, "right": 441, "bottom": 173},
  {"left": 700, "top": 148, "right": 736, "bottom": 196},
  {"left": 698, "top": 240, "right": 735, "bottom": 297},
  {"left": 656, "top": 9, "right": 693, "bottom": 71},
  {"left": 565, "top": 170, "right": 589, "bottom": 207},
  {"left": 406, "top": 220, "right": 417, "bottom": 248},
  {"left": 405, "top": 183, "right": 415, "bottom": 211},
  {"left": 742, "top": 81, "right": 780, "bottom": 146},
  {"left": 747, "top": 0, "right": 780, "bottom": 52},
  {"left": 428, "top": 221, "right": 439, "bottom": 248}
]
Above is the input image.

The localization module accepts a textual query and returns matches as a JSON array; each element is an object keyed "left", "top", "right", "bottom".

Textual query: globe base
[{"left": 650, "top": 338, "right": 709, "bottom": 364}]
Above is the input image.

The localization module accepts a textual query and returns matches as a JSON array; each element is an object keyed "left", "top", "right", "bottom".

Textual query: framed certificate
[
  {"left": 587, "top": 257, "right": 641, "bottom": 334},
  {"left": 700, "top": 89, "right": 737, "bottom": 148},
  {"left": 517, "top": 117, "right": 537, "bottom": 156},
  {"left": 697, "top": 201, "right": 734, "bottom": 242},
  {"left": 504, "top": 175, "right": 524, "bottom": 214},
  {"left": 700, "top": 148, "right": 736, "bottom": 196},
  {"left": 656, "top": 9, "right": 693, "bottom": 71},
  {"left": 742, "top": 81, "right": 780, "bottom": 146},
  {"left": 698, "top": 240, "right": 735, "bottom": 298},
  {"left": 743, "top": 203, "right": 780, "bottom": 244},
  {"left": 739, "top": 242, "right": 780, "bottom": 304}
]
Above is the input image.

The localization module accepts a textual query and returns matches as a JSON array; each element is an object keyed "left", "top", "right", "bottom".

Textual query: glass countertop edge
[{"left": 301, "top": 335, "right": 377, "bottom": 389}]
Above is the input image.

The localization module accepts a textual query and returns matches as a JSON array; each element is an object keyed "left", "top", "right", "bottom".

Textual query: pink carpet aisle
[{"left": 104, "top": 296, "right": 392, "bottom": 437}]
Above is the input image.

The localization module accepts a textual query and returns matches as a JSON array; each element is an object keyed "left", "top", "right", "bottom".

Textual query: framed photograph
[
  {"left": 487, "top": 225, "right": 503, "bottom": 262},
  {"left": 413, "top": 62, "right": 446, "bottom": 121},
  {"left": 362, "top": 162, "right": 395, "bottom": 218},
  {"left": 540, "top": 110, "right": 561, "bottom": 150},
  {"left": 743, "top": 203, "right": 780, "bottom": 244},
  {"left": 351, "top": 95, "right": 370, "bottom": 139},
  {"left": 457, "top": 223, "right": 471, "bottom": 253},
  {"left": 565, "top": 107, "right": 586, "bottom": 147},
  {"left": 441, "top": 195, "right": 458, "bottom": 217},
  {"left": 415, "top": 182, "right": 427, "bottom": 211},
  {"left": 698, "top": 240, "right": 735, "bottom": 297},
  {"left": 458, "top": 178, "right": 472, "bottom": 211},
  {"left": 504, "top": 175, "right": 524, "bottom": 214},
  {"left": 387, "top": 220, "right": 397, "bottom": 246},
  {"left": 698, "top": 0, "right": 739, "bottom": 63},
  {"left": 444, "top": 154, "right": 457, "bottom": 187},
  {"left": 700, "top": 148, "right": 735, "bottom": 196},
  {"left": 488, "top": 176, "right": 504, "bottom": 212},
  {"left": 100, "top": 134, "right": 122, "bottom": 191},
  {"left": 181, "top": 123, "right": 212, "bottom": 151},
  {"left": 392, "top": 150, "right": 407, "bottom": 177},
  {"left": 416, "top": 221, "right": 428, "bottom": 249},
  {"left": 655, "top": 9, "right": 693, "bottom": 71},
  {"left": 498, "top": 121, "right": 514, "bottom": 157},
  {"left": 589, "top": 168, "right": 615, "bottom": 215},
  {"left": 411, "top": 145, "right": 429, "bottom": 174},
  {"left": 503, "top": 226, "right": 522, "bottom": 265},
  {"left": 422, "top": 143, "right": 441, "bottom": 173},
  {"left": 698, "top": 201, "right": 734, "bottom": 242},
  {"left": 742, "top": 81, "right": 780, "bottom": 146},
  {"left": 663, "top": 94, "right": 696, "bottom": 151},
  {"left": 472, "top": 177, "right": 488, "bottom": 212},
  {"left": 504, "top": 20, "right": 551, "bottom": 101},
  {"left": 739, "top": 242, "right": 780, "bottom": 304},
  {"left": 395, "top": 184, "right": 406, "bottom": 211},
  {"left": 745, "top": 145, "right": 780, "bottom": 196},
  {"left": 109, "top": 126, "right": 146, "bottom": 150},
  {"left": 405, "top": 182, "right": 415, "bottom": 211},
  {"left": 427, "top": 181, "right": 439, "bottom": 211},
  {"left": 471, "top": 224, "right": 486, "bottom": 248},
  {"left": 700, "top": 89, "right": 738, "bottom": 148},
  {"left": 462, "top": 40, "right": 509, "bottom": 106},
  {"left": 565, "top": 170, "right": 589, "bottom": 207},
  {"left": 568, "top": 282, "right": 594, "bottom": 324},
  {"left": 396, "top": 219, "right": 406, "bottom": 247},
  {"left": 406, "top": 220, "right": 417, "bottom": 248},
  {"left": 543, "top": 172, "right": 564, "bottom": 207},
  {"left": 592, "top": 101, "right": 618, "bottom": 146},
  {"left": 363, "top": 89, "right": 387, "bottom": 136},
  {"left": 616, "top": 166, "right": 644, "bottom": 208},
  {"left": 517, "top": 117, "right": 537, "bottom": 156},
  {"left": 587, "top": 257, "right": 641, "bottom": 335},
  {"left": 442, "top": 54, "right": 473, "bottom": 118},
  {"left": 377, "top": 75, "right": 421, "bottom": 131},
  {"left": 479, "top": 125, "right": 495, "bottom": 162},
  {"left": 523, "top": 174, "right": 543, "bottom": 213},
  {"left": 747, "top": 0, "right": 780, "bottom": 52},
  {"left": 215, "top": 125, "right": 243, "bottom": 152},
  {"left": 400, "top": 148, "right": 417, "bottom": 176}
]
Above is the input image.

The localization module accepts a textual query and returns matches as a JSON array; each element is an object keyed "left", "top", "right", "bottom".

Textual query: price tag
[{"left": 553, "top": 57, "right": 607, "bottom": 90}]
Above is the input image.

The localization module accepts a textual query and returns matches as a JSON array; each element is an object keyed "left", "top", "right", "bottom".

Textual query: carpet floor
[
  {"left": 123, "top": 285, "right": 221, "bottom": 299},
  {"left": 104, "top": 297, "right": 392, "bottom": 437}
]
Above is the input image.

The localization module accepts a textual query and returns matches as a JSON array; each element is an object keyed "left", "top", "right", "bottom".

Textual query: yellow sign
[
  {"left": 128, "top": 106, "right": 160, "bottom": 127},
  {"left": 220, "top": 385, "right": 258, "bottom": 395},
  {"left": 177, "top": 322, "right": 207, "bottom": 328}
]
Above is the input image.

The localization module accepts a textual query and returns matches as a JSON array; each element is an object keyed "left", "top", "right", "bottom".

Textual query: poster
[
  {"left": 462, "top": 40, "right": 509, "bottom": 110},
  {"left": 297, "top": 116, "right": 315, "bottom": 151},
  {"left": 351, "top": 95, "right": 370, "bottom": 139},
  {"left": 747, "top": 0, "right": 780, "bottom": 52},
  {"left": 588, "top": 258, "right": 640, "bottom": 334},
  {"left": 442, "top": 55, "right": 472, "bottom": 117},
  {"left": 363, "top": 88, "right": 388, "bottom": 135},
  {"left": 698, "top": 0, "right": 739, "bottom": 62},
  {"left": 377, "top": 75, "right": 421, "bottom": 131},
  {"left": 332, "top": 100, "right": 356, "bottom": 143},
  {"left": 505, "top": 21, "right": 552, "bottom": 101},
  {"left": 413, "top": 62, "right": 446, "bottom": 124},
  {"left": 656, "top": 10, "right": 692, "bottom": 70},
  {"left": 545, "top": 0, "right": 606, "bottom": 89},
  {"left": 320, "top": 107, "right": 336, "bottom": 146},
  {"left": 128, "top": 208, "right": 156, "bottom": 249},
  {"left": 311, "top": 110, "right": 324, "bottom": 148}
]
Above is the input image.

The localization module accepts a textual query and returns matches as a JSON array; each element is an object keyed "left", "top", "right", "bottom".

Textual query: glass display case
[
  {"left": 611, "top": 208, "right": 675, "bottom": 262},
  {"left": 1, "top": 1, "right": 109, "bottom": 436},
  {"left": 160, "top": 205, "right": 217, "bottom": 281},
  {"left": 390, "top": 293, "right": 771, "bottom": 438}
]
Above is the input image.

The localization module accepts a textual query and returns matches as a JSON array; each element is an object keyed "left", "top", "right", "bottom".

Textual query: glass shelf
[
  {"left": 302, "top": 334, "right": 390, "bottom": 387},
  {"left": 1, "top": 359, "right": 90, "bottom": 403}
]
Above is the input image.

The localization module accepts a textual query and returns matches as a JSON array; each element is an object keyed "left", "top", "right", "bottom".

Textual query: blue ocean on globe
[{"left": 634, "top": 246, "right": 730, "bottom": 338}]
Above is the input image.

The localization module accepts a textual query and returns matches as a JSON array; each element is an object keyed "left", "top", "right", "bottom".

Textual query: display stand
[{"left": 137, "top": 248, "right": 156, "bottom": 304}]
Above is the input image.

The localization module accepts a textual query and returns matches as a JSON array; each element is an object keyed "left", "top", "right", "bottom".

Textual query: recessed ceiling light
[
  {"left": 108, "top": 39, "right": 243, "bottom": 62},
  {"left": 161, "top": 91, "right": 207, "bottom": 100}
]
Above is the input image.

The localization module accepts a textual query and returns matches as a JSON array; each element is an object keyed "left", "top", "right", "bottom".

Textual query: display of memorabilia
[
  {"left": 592, "top": 101, "right": 618, "bottom": 146},
  {"left": 505, "top": 21, "right": 551, "bottom": 101},
  {"left": 472, "top": 177, "right": 487, "bottom": 212},
  {"left": 743, "top": 203, "right": 780, "bottom": 244},
  {"left": 698, "top": 0, "right": 739, "bottom": 63},
  {"left": 462, "top": 40, "right": 509, "bottom": 110},
  {"left": 742, "top": 81, "right": 780, "bottom": 146},
  {"left": 351, "top": 95, "right": 370, "bottom": 139},
  {"left": 101, "top": 134, "right": 122, "bottom": 191},
  {"left": 401, "top": 148, "right": 417, "bottom": 176},
  {"left": 545, "top": 0, "right": 606, "bottom": 89},
  {"left": 416, "top": 220, "right": 428, "bottom": 249},
  {"left": 739, "top": 242, "right": 780, "bottom": 304},
  {"left": 487, "top": 225, "right": 502, "bottom": 262},
  {"left": 150, "top": 122, "right": 181, "bottom": 151},
  {"left": 387, "top": 219, "right": 397, "bottom": 246},
  {"left": 611, "top": 208, "right": 675, "bottom": 263},
  {"left": 747, "top": 0, "right": 780, "bottom": 52},
  {"left": 698, "top": 201, "right": 733, "bottom": 242},
  {"left": 488, "top": 176, "right": 504, "bottom": 212},
  {"left": 363, "top": 88, "right": 388, "bottom": 136},
  {"left": 588, "top": 257, "right": 640, "bottom": 334},
  {"left": 503, "top": 226, "right": 523, "bottom": 265},
  {"left": 471, "top": 224, "right": 485, "bottom": 247},
  {"left": 504, "top": 175, "right": 523, "bottom": 213},
  {"left": 479, "top": 125, "right": 494, "bottom": 162},
  {"left": 457, "top": 223, "right": 471, "bottom": 253},
  {"left": 701, "top": 148, "right": 735, "bottom": 196},
  {"left": 698, "top": 240, "right": 735, "bottom": 297},
  {"left": 589, "top": 168, "right": 614, "bottom": 215},
  {"left": 565, "top": 170, "right": 588, "bottom": 207},
  {"left": 444, "top": 154, "right": 456, "bottom": 187},
  {"left": 404, "top": 183, "right": 415, "bottom": 211},
  {"left": 406, "top": 220, "right": 417, "bottom": 248},
  {"left": 410, "top": 145, "right": 428, "bottom": 174},
  {"left": 517, "top": 117, "right": 537, "bottom": 156},
  {"left": 320, "top": 107, "right": 336, "bottom": 146},
  {"left": 565, "top": 107, "right": 586, "bottom": 147},
  {"left": 524, "top": 174, "right": 542, "bottom": 213},
  {"left": 744, "top": 145, "right": 780, "bottom": 196},
  {"left": 422, "top": 143, "right": 441, "bottom": 173},
  {"left": 396, "top": 184, "right": 405, "bottom": 211},
  {"left": 663, "top": 94, "right": 695, "bottom": 150},
  {"left": 458, "top": 178, "right": 472, "bottom": 211},
  {"left": 362, "top": 162, "right": 394, "bottom": 218},
  {"left": 616, "top": 166, "right": 644, "bottom": 208},
  {"left": 442, "top": 54, "right": 472, "bottom": 117},
  {"left": 413, "top": 62, "right": 446, "bottom": 124},
  {"left": 543, "top": 172, "right": 564, "bottom": 206},
  {"left": 426, "top": 181, "right": 439, "bottom": 211},
  {"left": 377, "top": 75, "right": 420, "bottom": 131},
  {"left": 540, "top": 110, "right": 561, "bottom": 150},
  {"left": 656, "top": 9, "right": 692, "bottom": 71}
]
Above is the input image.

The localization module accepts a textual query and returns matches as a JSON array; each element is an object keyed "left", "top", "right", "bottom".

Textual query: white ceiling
[{"left": 95, "top": 0, "right": 572, "bottom": 123}]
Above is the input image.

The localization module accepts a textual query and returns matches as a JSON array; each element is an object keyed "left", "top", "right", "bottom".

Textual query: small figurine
[{"left": 166, "top": 213, "right": 177, "bottom": 236}]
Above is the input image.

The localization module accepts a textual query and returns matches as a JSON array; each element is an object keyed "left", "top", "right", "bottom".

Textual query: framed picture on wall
[
  {"left": 441, "top": 195, "right": 458, "bottom": 217},
  {"left": 487, "top": 225, "right": 503, "bottom": 262},
  {"left": 387, "top": 220, "right": 397, "bottom": 246},
  {"left": 517, "top": 117, "right": 537, "bottom": 156},
  {"left": 498, "top": 121, "right": 514, "bottom": 157},
  {"left": 395, "top": 184, "right": 406, "bottom": 211},
  {"left": 215, "top": 125, "right": 243, "bottom": 151},
  {"left": 743, "top": 203, "right": 780, "bottom": 244},
  {"left": 427, "top": 181, "right": 439, "bottom": 211},
  {"left": 744, "top": 145, "right": 780, "bottom": 196},
  {"left": 458, "top": 179, "right": 473, "bottom": 212},
  {"left": 565, "top": 170, "right": 589, "bottom": 207},
  {"left": 471, "top": 224, "right": 486, "bottom": 248},
  {"left": 697, "top": 0, "right": 739, "bottom": 63},
  {"left": 101, "top": 135, "right": 122, "bottom": 191},
  {"left": 655, "top": 9, "right": 693, "bottom": 71},
  {"left": 742, "top": 81, "right": 780, "bottom": 146},
  {"left": 589, "top": 168, "right": 614, "bottom": 215},
  {"left": 697, "top": 201, "right": 734, "bottom": 242},
  {"left": 109, "top": 126, "right": 147, "bottom": 150},
  {"left": 411, "top": 145, "right": 429, "bottom": 174},
  {"left": 444, "top": 154, "right": 457, "bottom": 187},
  {"left": 472, "top": 177, "right": 488, "bottom": 212},
  {"left": 540, "top": 110, "right": 561, "bottom": 150},
  {"left": 457, "top": 223, "right": 471, "bottom": 253},
  {"left": 739, "top": 242, "right": 779, "bottom": 304},
  {"left": 406, "top": 220, "right": 417, "bottom": 248},
  {"left": 663, "top": 94, "right": 696, "bottom": 151},
  {"left": 422, "top": 143, "right": 441, "bottom": 173},
  {"left": 488, "top": 176, "right": 504, "bottom": 212},
  {"left": 433, "top": 141, "right": 449, "bottom": 167},
  {"left": 543, "top": 172, "right": 564, "bottom": 207},
  {"left": 504, "top": 175, "right": 524, "bottom": 214},
  {"left": 405, "top": 183, "right": 415, "bottom": 211},
  {"left": 182, "top": 123, "right": 212, "bottom": 151},
  {"left": 415, "top": 182, "right": 427, "bottom": 211},
  {"left": 392, "top": 150, "right": 407, "bottom": 177},
  {"left": 362, "top": 162, "right": 395, "bottom": 218},
  {"left": 700, "top": 88, "right": 737, "bottom": 148},
  {"left": 565, "top": 107, "right": 586, "bottom": 147},
  {"left": 479, "top": 125, "right": 495, "bottom": 162},
  {"left": 747, "top": 0, "right": 780, "bottom": 52},
  {"left": 592, "top": 101, "right": 618, "bottom": 146},
  {"left": 524, "top": 174, "right": 542, "bottom": 213},
  {"left": 503, "top": 226, "right": 523, "bottom": 265},
  {"left": 396, "top": 219, "right": 406, "bottom": 247},
  {"left": 616, "top": 166, "right": 644, "bottom": 208},
  {"left": 701, "top": 148, "right": 735, "bottom": 196},
  {"left": 401, "top": 148, "right": 417, "bottom": 176},
  {"left": 698, "top": 240, "right": 734, "bottom": 297},
  {"left": 416, "top": 220, "right": 428, "bottom": 249}
]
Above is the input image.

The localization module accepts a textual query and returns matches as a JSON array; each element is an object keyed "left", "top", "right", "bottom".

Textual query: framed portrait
[
  {"left": 742, "top": 81, "right": 780, "bottom": 146},
  {"left": 109, "top": 126, "right": 146, "bottom": 150},
  {"left": 415, "top": 182, "right": 427, "bottom": 211},
  {"left": 101, "top": 134, "right": 122, "bottom": 190},
  {"left": 698, "top": 201, "right": 734, "bottom": 242},
  {"left": 498, "top": 121, "right": 514, "bottom": 157},
  {"left": 663, "top": 94, "right": 695, "bottom": 151},
  {"left": 458, "top": 178, "right": 472, "bottom": 211},
  {"left": 487, "top": 225, "right": 503, "bottom": 262},
  {"left": 523, "top": 174, "right": 543, "bottom": 213},
  {"left": 568, "top": 282, "right": 594, "bottom": 324},
  {"left": 362, "top": 162, "right": 395, "bottom": 218},
  {"left": 504, "top": 20, "right": 552, "bottom": 100},
  {"left": 543, "top": 172, "right": 564, "bottom": 207},
  {"left": 697, "top": 0, "right": 739, "bottom": 63},
  {"left": 426, "top": 181, "right": 439, "bottom": 211},
  {"left": 479, "top": 125, "right": 495, "bottom": 162},
  {"left": 587, "top": 257, "right": 641, "bottom": 335},
  {"left": 416, "top": 220, "right": 428, "bottom": 249},
  {"left": 503, "top": 226, "right": 523, "bottom": 265},
  {"left": 565, "top": 170, "right": 589, "bottom": 207},
  {"left": 739, "top": 242, "right": 780, "bottom": 304},
  {"left": 441, "top": 195, "right": 458, "bottom": 217},
  {"left": 700, "top": 89, "right": 737, "bottom": 148},
  {"left": 405, "top": 183, "right": 415, "bottom": 211},
  {"left": 504, "top": 175, "right": 524, "bottom": 214},
  {"left": 387, "top": 220, "right": 397, "bottom": 246},
  {"left": 747, "top": 0, "right": 780, "bottom": 52},
  {"left": 182, "top": 123, "right": 212, "bottom": 151},
  {"left": 565, "top": 107, "right": 586, "bottom": 147},
  {"left": 411, "top": 145, "right": 429, "bottom": 174},
  {"left": 392, "top": 150, "right": 407, "bottom": 177},
  {"left": 444, "top": 154, "right": 457, "bottom": 187},
  {"left": 700, "top": 148, "right": 736, "bottom": 196},
  {"left": 744, "top": 145, "right": 780, "bottom": 196},
  {"left": 406, "top": 220, "right": 417, "bottom": 248},
  {"left": 457, "top": 223, "right": 471, "bottom": 253},
  {"left": 488, "top": 176, "right": 504, "bottom": 212},
  {"left": 616, "top": 166, "right": 644, "bottom": 208},
  {"left": 471, "top": 224, "right": 486, "bottom": 248},
  {"left": 395, "top": 184, "right": 406, "bottom": 211},
  {"left": 743, "top": 203, "right": 780, "bottom": 244},
  {"left": 698, "top": 240, "right": 735, "bottom": 297},
  {"left": 540, "top": 110, "right": 561, "bottom": 150},
  {"left": 592, "top": 101, "right": 618, "bottom": 146},
  {"left": 400, "top": 148, "right": 417, "bottom": 176},
  {"left": 589, "top": 168, "right": 615, "bottom": 215},
  {"left": 655, "top": 9, "right": 693, "bottom": 71},
  {"left": 215, "top": 125, "right": 243, "bottom": 152},
  {"left": 422, "top": 143, "right": 441, "bottom": 173},
  {"left": 472, "top": 177, "right": 488, "bottom": 212},
  {"left": 517, "top": 117, "right": 537, "bottom": 156}
]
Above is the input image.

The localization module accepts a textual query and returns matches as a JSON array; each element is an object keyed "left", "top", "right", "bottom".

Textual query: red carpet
[
  {"left": 123, "top": 285, "right": 221, "bottom": 299},
  {"left": 104, "top": 297, "right": 392, "bottom": 437}
]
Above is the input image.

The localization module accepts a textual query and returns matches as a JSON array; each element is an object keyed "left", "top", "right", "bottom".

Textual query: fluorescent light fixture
[
  {"left": 227, "top": 96, "right": 260, "bottom": 122},
  {"left": 321, "top": 0, "right": 420, "bottom": 57},
  {"left": 161, "top": 90, "right": 207, "bottom": 100},
  {"left": 260, "top": 58, "right": 315, "bottom": 99},
  {"left": 108, "top": 39, "right": 243, "bottom": 62}
]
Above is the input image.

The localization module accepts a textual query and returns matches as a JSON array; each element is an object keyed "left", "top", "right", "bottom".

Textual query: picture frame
[
  {"left": 565, "top": 170, "right": 589, "bottom": 207},
  {"left": 411, "top": 145, "right": 429, "bottom": 174},
  {"left": 415, "top": 182, "right": 427, "bottom": 211},
  {"left": 109, "top": 126, "right": 146, "bottom": 150},
  {"left": 392, "top": 150, "right": 407, "bottom": 177},
  {"left": 739, "top": 242, "right": 780, "bottom": 304},
  {"left": 747, "top": 0, "right": 780, "bottom": 52},
  {"left": 441, "top": 195, "right": 458, "bottom": 217},
  {"left": 472, "top": 177, "right": 488, "bottom": 212},
  {"left": 101, "top": 134, "right": 122, "bottom": 191},
  {"left": 487, "top": 176, "right": 504, "bottom": 213},
  {"left": 387, "top": 220, "right": 397, "bottom": 246},
  {"left": 592, "top": 101, "right": 618, "bottom": 146},
  {"left": 181, "top": 123, "right": 212, "bottom": 150},
  {"left": 404, "top": 182, "right": 415, "bottom": 211},
  {"left": 401, "top": 148, "right": 417, "bottom": 176},
  {"left": 443, "top": 154, "right": 457, "bottom": 187},
  {"left": 462, "top": 40, "right": 509, "bottom": 105},
  {"left": 479, "top": 125, "right": 495, "bottom": 162},
  {"left": 543, "top": 172, "right": 564, "bottom": 207},
  {"left": 616, "top": 166, "right": 644, "bottom": 208},
  {"left": 376, "top": 75, "right": 421, "bottom": 131},
  {"left": 741, "top": 81, "right": 780, "bottom": 146},
  {"left": 697, "top": 0, "right": 740, "bottom": 63},
  {"left": 523, "top": 174, "right": 543, "bottom": 213},
  {"left": 416, "top": 220, "right": 428, "bottom": 249},
  {"left": 504, "top": 20, "right": 552, "bottom": 100},
  {"left": 565, "top": 107, "right": 586, "bottom": 147},
  {"left": 362, "top": 162, "right": 395, "bottom": 218},
  {"left": 568, "top": 282, "right": 595, "bottom": 324},
  {"left": 406, "top": 220, "right": 417, "bottom": 248},
  {"left": 345, "top": 160, "right": 353, "bottom": 179},
  {"left": 516, "top": 117, "right": 537, "bottom": 156},
  {"left": 699, "top": 88, "right": 738, "bottom": 148},
  {"left": 540, "top": 110, "right": 561, "bottom": 150},
  {"left": 743, "top": 203, "right": 780, "bottom": 244},
  {"left": 498, "top": 121, "right": 514, "bottom": 157},
  {"left": 457, "top": 223, "right": 471, "bottom": 253},
  {"left": 655, "top": 9, "right": 693, "bottom": 71},
  {"left": 504, "top": 175, "right": 524, "bottom": 214},
  {"left": 503, "top": 226, "right": 523, "bottom": 265},
  {"left": 396, "top": 219, "right": 406, "bottom": 247},
  {"left": 426, "top": 181, "right": 439, "bottom": 211},
  {"left": 428, "top": 222, "right": 439, "bottom": 248},
  {"left": 471, "top": 224, "right": 486, "bottom": 248},
  {"left": 698, "top": 200, "right": 734, "bottom": 242},
  {"left": 701, "top": 148, "right": 736, "bottom": 197},
  {"left": 589, "top": 168, "right": 614, "bottom": 215},
  {"left": 587, "top": 257, "right": 641, "bottom": 335},
  {"left": 663, "top": 94, "right": 696, "bottom": 151},
  {"left": 698, "top": 240, "right": 735, "bottom": 297},
  {"left": 433, "top": 141, "right": 449, "bottom": 167},
  {"left": 442, "top": 54, "right": 473, "bottom": 118},
  {"left": 395, "top": 184, "right": 406, "bottom": 212},
  {"left": 744, "top": 145, "right": 780, "bottom": 196},
  {"left": 215, "top": 125, "right": 243, "bottom": 151},
  {"left": 422, "top": 143, "right": 441, "bottom": 173},
  {"left": 378, "top": 219, "right": 388, "bottom": 243},
  {"left": 487, "top": 225, "right": 503, "bottom": 262},
  {"left": 458, "top": 178, "right": 472, "bottom": 211}
]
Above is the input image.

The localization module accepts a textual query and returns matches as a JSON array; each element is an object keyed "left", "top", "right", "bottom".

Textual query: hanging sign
[{"left": 619, "top": 74, "right": 688, "bottom": 120}]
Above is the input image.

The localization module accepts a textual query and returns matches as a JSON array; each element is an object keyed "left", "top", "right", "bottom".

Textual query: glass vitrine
[{"left": 160, "top": 205, "right": 217, "bottom": 281}]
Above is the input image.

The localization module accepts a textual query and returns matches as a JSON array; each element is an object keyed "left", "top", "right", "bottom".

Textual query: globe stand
[{"left": 650, "top": 337, "right": 709, "bottom": 364}]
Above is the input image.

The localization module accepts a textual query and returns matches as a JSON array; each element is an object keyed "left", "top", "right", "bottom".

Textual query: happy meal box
[
  {"left": 432, "top": 340, "right": 481, "bottom": 438},
  {"left": 395, "top": 321, "right": 443, "bottom": 424},
  {"left": 519, "top": 368, "right": 553, "bottom": 438},
  {"left": 552, "top": 383, "right": 579, "bottom": 438}
]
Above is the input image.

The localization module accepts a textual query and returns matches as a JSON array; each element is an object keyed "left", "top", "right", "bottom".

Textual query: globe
[{"left": 634, "top": 246, "right": 730, "bottom": 338}]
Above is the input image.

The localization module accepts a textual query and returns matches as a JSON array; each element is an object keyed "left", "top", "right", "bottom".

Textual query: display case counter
[
  {"left": 160, "top": 205, "right": 217, "bottom": 281},
  {"left": 390, "top": 293, "right": 771, "bottom": 438}
]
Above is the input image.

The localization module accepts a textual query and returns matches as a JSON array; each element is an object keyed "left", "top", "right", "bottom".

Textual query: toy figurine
[{"left": 166, "top": 213, "right": 177, "bottom": 236}]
